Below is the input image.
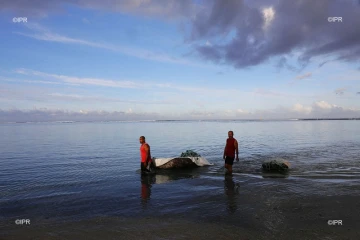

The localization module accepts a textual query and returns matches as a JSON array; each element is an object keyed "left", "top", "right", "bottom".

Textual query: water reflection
[
  {"left": 153, "top": 168, "right": 201, "bottom": 184},
  {"left": 140, "top": 169, "right": 199, "bottom": 209},
  {"left": 224, "top": 175, "right": 240, "bottom": 213},
  {"left": 261, "top": 171, "right": 290, "bottom": 179},
  {"left": 140, "top": 173, "right": 155, "bottom": 209}
]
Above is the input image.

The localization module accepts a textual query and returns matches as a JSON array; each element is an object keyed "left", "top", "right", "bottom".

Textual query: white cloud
[
  {"left": 13, "top": 68, "right": 243, "bottom": 98},
  {"left": 262, "top": 7, "right": 275, "bottom": 30},
  {"left": 334, "top": 88, "right": 346, "bottom": 95},
  {"left": 236, "top": 109, "right": 249, "bottom": 114},
  {"left": 13, "top": 23, "right": 203, "bottom": 67},
  {"left": 296, "top": 72, "right": 312, "bottom": 80},
  {"left": 0, "top": 0, "right": 197, "bottom": 20},
  {"left": 314, "top": 101, "right": 333, "bottom": 110},
  {"left": 15, "top": 68, "right": 143, "bottom": 88},
  {"left": 291, "top": 104, "right": 312, "bottom": 114},
  {"left": 253, "top": 88, "right": 291, "bottom": 97},
  {"left": 1, "top": 100, "right": 359, "bottom": 122}
]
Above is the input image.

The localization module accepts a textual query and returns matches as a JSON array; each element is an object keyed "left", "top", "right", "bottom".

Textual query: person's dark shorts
[
  {"left": 141, "top": 161, "right": 154, "bottom": 172},
  {"left": 225, "top": 156, "right": 235, "bottom": 165}
]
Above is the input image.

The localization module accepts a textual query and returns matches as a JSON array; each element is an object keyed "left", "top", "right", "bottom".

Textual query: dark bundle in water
[
  {"left": 180, "top": 150, "right": 201, "bottom": 157},
  {"left": 262, "top": 159, "right": 290, "bottom": 172}
]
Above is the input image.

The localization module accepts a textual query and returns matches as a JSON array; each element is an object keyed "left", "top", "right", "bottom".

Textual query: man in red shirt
[
  {"left": 223, "top": 131, "right": 239, "bottom": 174},
  {"left": 139, "top": 136, "right": 154, "bottom": 173}
]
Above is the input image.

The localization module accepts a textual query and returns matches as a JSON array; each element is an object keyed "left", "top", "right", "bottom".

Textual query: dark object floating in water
[
  {"left": 180, "top": 150, "right": 201, "bottom": 157},
  {"left": 262, "top": 159, "right": 290, "bottom": 172},
  {"left": 153, "top": 150, "right": 212, "bottom": 169}
]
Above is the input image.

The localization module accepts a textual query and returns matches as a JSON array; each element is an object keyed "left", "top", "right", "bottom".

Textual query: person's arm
[
  {"left": 223, "top": 142, "right": 226, "bottom": 160},
  {"left": 235, "top": 140, "right": 239, "bottom": 161}
]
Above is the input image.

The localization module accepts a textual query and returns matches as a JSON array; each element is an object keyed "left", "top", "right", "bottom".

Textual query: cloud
[
  {"left": 3, "top": 1, "right": 360, "bottom": 70},
  {"left": 296, "top": 72, "right": 312, "bottom": 80},
  {"left": 262, "top": 7, "right": 275, "bottom": 30},
  {"left": 1, "top": 100, "right": 359, "bottom": 122},
  {"left": 254, "top": 101, "right": 360, "bottom": 119},
  {"left": 15, "top": 68, "right": 142, "bottom": 88},
  {"left": 188, "top": 101, "right": 360, "bottom": 119},
  {"left": 357, "top": 92, "right": 360, "bottom": 95},
  {"left": 334, "top": 88, "right": 346, "bottom": 95},
  {"left": 292, "top": 103, "right": 312, "bottom": 115},
  {"left": 0, "top": 109, "right": 161, "bottom": 122},
  {"left": 189, "top": 0, "right": 360, "bottom": 69},
  {"left": 313, "top": 100, "right": 333, "bottom": 110},
  {"left": 14, "top": 23, "right": 200, "bottom": 67},
  {"left": 189, "top": 110, "right": 215, "bottom": 117},
  {"left": 275, "top": 56, "right": 298, "bottom": 71},
  {"left": 253, "top": 88, "right": 291, "bottom": 97},
  {"left": 13, "top": 68, "right": 241, "bottom": 98},
  {"left": 0, "top": 0, "right": 197, "bottom": 19},
  {"left": 47, "top": 93, "right": 178, "bottom": 105}
]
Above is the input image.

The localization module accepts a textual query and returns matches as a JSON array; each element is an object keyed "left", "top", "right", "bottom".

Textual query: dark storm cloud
[{"left": 190, "top": 0, "right": 360, "bottom": 69}]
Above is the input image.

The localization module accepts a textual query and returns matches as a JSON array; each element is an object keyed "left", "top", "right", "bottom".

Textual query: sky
[{"left": 1, "top": 0, "right": 360, "bottom": 122}]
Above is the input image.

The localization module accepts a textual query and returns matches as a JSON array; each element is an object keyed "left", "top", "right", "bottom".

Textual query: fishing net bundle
[{"left": 180, "top": 150, "right": 201, "bottom": 157}]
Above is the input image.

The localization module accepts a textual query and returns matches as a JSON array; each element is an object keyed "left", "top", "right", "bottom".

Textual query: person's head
[
  {"left": 228, "top": 131, "right": 234, "bottom": 138},
  {"left": 139, "top": 136, "right": 146, "bottom": 144}
]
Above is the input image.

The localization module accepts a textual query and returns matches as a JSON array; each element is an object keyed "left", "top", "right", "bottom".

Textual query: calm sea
[{"left": 1, "top": 120, "right": 360, "bottom": 226}]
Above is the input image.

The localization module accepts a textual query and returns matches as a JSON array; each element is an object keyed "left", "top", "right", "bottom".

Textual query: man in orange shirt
[
  {"left": 139, "top": 136, "right": 154, "bottom": 173},
  {"left": 223, "top": 131, "right": 239, "bottom": 174}
]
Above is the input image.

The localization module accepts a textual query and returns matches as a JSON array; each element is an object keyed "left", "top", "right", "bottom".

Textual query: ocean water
[{"left": 1, "top": 120, "right": 360, "bottom": 234}]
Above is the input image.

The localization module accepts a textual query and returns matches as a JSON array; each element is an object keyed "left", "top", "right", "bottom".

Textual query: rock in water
[{"left": 262, "top": 159, "right": 290, "bottom": 172}]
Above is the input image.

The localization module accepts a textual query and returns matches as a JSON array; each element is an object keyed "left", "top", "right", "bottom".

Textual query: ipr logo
[
  {"left": 328, "top": 220, "right": 342, "bottom": 225},
  {"left": 15, "top": 219, "right": 30, "bottom": 225},
  {"left": 328, "top": 17, "right": 342, "bottom": 22},
  {"left": 12, "top": 17, "right": 28, "bottom": 23}
]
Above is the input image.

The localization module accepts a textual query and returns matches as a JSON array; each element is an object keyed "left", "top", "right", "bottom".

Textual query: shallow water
[{"left": 1, "top": 120, "right": 360, "bottom": 226}]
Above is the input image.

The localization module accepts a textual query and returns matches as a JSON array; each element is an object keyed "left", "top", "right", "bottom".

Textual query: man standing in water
[
  {"left": 139, "top": 136, "right": 154, "bottom": 173},
  {"left": 223, "top": 131, "right": 239, "bottom": 174}
]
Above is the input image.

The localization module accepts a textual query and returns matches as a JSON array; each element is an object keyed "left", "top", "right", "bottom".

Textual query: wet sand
[{"left": 2, "top": 182, "right": 359, "bottom": 240}]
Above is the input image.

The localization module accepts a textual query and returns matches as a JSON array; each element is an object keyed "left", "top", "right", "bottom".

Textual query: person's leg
[
  {"left": 228, "top": 165, "right": 233, "bottom": 174},
  {"left": 225, "top": 157, "right": 234, "bottom": 174},
  {"left": 149, "top": 161, "right": 155, "bottom": 172},
  {"left": 141, "top": 162, "right": 148, "bottom": 173}
]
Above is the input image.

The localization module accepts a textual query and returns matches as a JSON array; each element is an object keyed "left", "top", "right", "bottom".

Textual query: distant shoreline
[{"left": 1, "top": 118, "right": 360, "bottom": 124}]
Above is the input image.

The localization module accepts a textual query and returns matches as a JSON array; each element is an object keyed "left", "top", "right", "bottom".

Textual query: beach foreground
[{"left": 2, "top": 176, "right": 359, "bottom": 240}]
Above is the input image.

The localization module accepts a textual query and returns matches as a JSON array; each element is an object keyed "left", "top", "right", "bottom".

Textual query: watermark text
[
  {"left": 13, "top": 17, "right": 28, "bottom": 23},
  {"left": 328, "top": 220, "right": 342, "bottom": 225},
  {"left": 15, "top": 219, "right": 30, "bottom": 225},
  {"left": 328, "top": 17, "right": 342, "bottom": 22}
]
